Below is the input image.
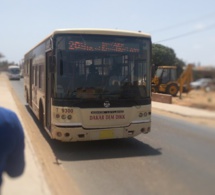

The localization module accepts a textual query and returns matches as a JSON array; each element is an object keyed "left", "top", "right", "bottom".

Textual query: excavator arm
[{"left": 177, "top": 64, "right": 193, "bottom": 98}]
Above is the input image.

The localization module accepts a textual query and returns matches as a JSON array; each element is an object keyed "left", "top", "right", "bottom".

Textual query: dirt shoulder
[
  {"left": 153, "top": 89, "right": 215, "bottom": 128},
  {"left": 172, "top": 89, "right": 215, "bottom": 111}
]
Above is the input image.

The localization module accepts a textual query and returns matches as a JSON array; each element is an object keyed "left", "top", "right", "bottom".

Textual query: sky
[{"left": 1, "top": 0, "right": 215, "bottom": 66}]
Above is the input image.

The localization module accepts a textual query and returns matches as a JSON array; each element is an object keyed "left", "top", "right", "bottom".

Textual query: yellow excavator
[{"left": 151, "top": 64, "right": 193, "bottom": 98}]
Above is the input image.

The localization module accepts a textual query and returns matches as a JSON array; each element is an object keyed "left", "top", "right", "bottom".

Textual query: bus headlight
[
  {"left": 56, "top": 132, "right": 62, "bottom": 137},
  {"left": 139, "top": 112, "right": 148, "bottom": 118},
  {"left": 67, "top": 115, "right": 72, "bottom": 120}
]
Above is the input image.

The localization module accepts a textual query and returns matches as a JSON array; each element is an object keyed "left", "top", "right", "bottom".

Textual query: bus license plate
[{"left": 99, "top": 130, "right": 114, "bottom": 139}]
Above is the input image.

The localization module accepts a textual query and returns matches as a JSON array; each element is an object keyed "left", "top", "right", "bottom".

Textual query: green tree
[
  {"left": 0, "top": 52, "right": 4, "bottom": 59},
  {"left": 152, "top": 43, "right": 186, "bottom": 76},
  {"left": 175, "top": 57, "right": 186, "bottom": 78},
  {"left": 152, "top": 44, "right": 176, "bottom": 66},
  {"left": 0, "top": 52, "right": 11, "bottom": 70}
]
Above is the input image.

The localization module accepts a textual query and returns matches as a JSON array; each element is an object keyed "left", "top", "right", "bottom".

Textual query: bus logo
[{"left": 104, "top": 101, "right": 110, "bottom": 108}]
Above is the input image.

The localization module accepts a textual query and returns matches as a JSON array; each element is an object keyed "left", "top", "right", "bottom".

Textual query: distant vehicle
[
  {"left": 7, "top": 65, "right": 20, "bottom": 80},
  {"left": 205, "top": 79, "right": 215, "bottom": 91},
  {"left": 190, "top": 78, "right": 212, "bottom": 89},
  {"left": 151, "top": 64, "right": 193, "bottom": 97}
]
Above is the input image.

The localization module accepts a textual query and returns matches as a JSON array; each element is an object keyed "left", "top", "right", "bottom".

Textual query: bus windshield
[
  {"left": 53, "top": 34, "right": 151, "bottom": 100},
  {"left": 8, "top": 67, "right": 20, "bottom": 74}
]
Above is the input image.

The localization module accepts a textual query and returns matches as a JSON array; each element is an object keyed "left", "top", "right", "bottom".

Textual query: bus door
[
  {"left": 45, "top": 52, "right": 53, "bottom": 130},
  {"left": 29, "top": 59, "right": 33, "bottom": 107}
]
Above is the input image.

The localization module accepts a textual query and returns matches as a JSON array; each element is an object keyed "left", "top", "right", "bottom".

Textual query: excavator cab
[{"left": 152, "top": 66, "right": 179, "bottom": 96}]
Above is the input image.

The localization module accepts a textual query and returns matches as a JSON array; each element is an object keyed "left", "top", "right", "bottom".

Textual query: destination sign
[{"left": 68, "top": 41, "right": 140, "bottom": 53}]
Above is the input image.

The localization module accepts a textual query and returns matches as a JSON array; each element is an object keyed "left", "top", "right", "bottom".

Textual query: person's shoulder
[
  {"left": 0, "top": 107, "right": 19, "bottom": 126},
  {"left": 0, "top": 107, "right": 16, "bottom": 117}
]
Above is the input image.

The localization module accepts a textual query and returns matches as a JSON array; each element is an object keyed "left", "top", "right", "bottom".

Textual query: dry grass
[{"left": 173, "top": 89, "right": 215, "bottom": 111}]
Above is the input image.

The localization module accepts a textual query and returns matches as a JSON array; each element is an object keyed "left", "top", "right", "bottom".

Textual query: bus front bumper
[{"left": 50, "top": 122, "right": 151, "bottom": 142}]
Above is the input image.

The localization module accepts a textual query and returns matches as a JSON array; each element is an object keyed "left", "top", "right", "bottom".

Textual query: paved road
[{"left": 10, "top": 79, "right": 215, "bottom": 195}]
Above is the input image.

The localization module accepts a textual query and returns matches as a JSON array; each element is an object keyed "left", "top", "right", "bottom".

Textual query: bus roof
[
  {"left": 25, "top": 28, "right": 151, "bottom": 56},
  {"left": 51, "top": 28, "right": 151, "bottom": 38},
  {"left": 8, "top": 65, "right": 20, "bottom": 69}
]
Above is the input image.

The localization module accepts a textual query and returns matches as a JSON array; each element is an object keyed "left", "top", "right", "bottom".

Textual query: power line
[
  {"left": 149, "top": 12, "right": 215, "bottom": 34},
  {"left": 154, "top": 22, "right": 215, "bottom": 43}
]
